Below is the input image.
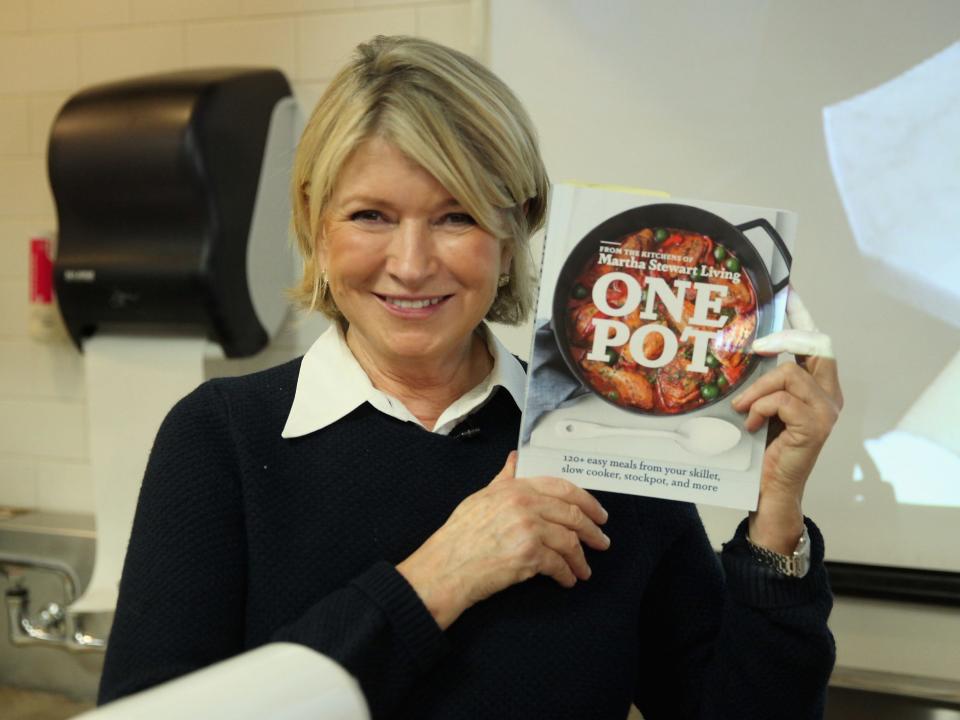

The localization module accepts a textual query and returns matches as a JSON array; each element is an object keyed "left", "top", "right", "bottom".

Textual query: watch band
[{"left": 746, "top": 525, "right": 811, "bottom": 578}]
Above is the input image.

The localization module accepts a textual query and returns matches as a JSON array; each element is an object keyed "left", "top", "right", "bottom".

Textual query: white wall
[
  {"left": 487, "top": 0, "right": 960, "bottom": 682},
  {"left": 0, "top": 0, "right": 483, "bottom": 514}
]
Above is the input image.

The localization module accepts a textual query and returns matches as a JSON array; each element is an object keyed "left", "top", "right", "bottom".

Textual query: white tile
[
  {"left": 0, "top": 277, "right": 29, "bottom": 337},
  {"left": 0, "top": 339, "right": 35, "bottom": 396},
  {"left": 185, "top": 17, "right": 297, "bottom": 80},
  {"left": 0, "top": 398, "right": 86, "bottom": 460},
  {"left": 0, "top": 156, "right": 56, "bottom": 217},
  {"left": 130, "top": 0, "right": 240, "bottom": 23},
  {"left": 0, "top": 1, "right": 30, "bottom": 35},
  {"left": 32, "top": 336, "right": 85, "bottom": 400},
  {"left": 0, "top": 33, "right": 79, "bottom": 93},
  {"left": 0, "top": 456, "right": 38, "bottom": 508},
  {"left": 28, "top": 93, "right": 67, "bottom": 155},
  {"left": 29, "top": 0, "right": 129, "bottom": 31},
  {"left": 35, "top": 459, "right": 94, "bottom": 513},
  {"left": 80, "top": 25, "right": 184, "bottom": 86},
  {"left": 0, "top": 218, "right": 55, "bottom": 280},
  {"left": 297, "top": 8, "right": 416, "bottom": 80},
  {"left": 0, "top": 97, "right": 29, "bottom": 155},
  {"left": 417, "top": 2, "right": 472, "bottom": 56},
  {"left": 240, "top": 0, "right": 352, "bottom": 15}
]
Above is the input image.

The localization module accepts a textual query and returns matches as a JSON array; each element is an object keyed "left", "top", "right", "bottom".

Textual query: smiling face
[{"left": 318, "top": 137, "right": 512, "bottom": 369}]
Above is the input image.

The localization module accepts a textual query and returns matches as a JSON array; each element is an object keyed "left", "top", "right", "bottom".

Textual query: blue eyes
[{"left": 348, "top": 210, "right": 477, "bottom": 227}]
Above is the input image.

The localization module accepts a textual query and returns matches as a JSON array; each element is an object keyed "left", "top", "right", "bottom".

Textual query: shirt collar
[{"left": 281, "top": 322, "right": 526, "bottom": 438}]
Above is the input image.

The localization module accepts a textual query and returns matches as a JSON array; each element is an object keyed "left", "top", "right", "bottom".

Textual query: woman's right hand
[{"left": 396, "top": 451, "right": 611, "bottom": 630}]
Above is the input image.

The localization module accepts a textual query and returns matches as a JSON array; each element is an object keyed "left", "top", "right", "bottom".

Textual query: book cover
[{"left": 517, "top": 183, "right": 795, "bottom": 511}]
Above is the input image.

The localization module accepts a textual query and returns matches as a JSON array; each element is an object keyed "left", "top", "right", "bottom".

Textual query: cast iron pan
[{"left": 551, "top": 203, "right": 792, "bottom": 415}]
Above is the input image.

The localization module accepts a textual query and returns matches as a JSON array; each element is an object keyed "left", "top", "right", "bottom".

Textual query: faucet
[{"left": 1, "top": 553, "right": 107, "bottom": 652}]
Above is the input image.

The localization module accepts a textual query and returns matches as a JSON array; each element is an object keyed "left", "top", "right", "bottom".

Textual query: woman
[{"left": 99, "top": 36, "right": 842, "bottom": 719}]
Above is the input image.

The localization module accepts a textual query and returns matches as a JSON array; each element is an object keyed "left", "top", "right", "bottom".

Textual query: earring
[
  {"left": 497, "top": 273, "right": 510, "bottom": 288},
  {"left": 310, "top": 268, "right": 328, "bottom": 310}
]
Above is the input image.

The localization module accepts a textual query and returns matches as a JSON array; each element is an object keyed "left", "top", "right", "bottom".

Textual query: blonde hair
[{"left": 290, "top": 35, "right": 549, "bottom": 324}]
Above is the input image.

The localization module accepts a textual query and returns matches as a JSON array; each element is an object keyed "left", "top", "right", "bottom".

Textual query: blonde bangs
[{"left": 289, "top": 35, "right": 549, "bottom": 324}]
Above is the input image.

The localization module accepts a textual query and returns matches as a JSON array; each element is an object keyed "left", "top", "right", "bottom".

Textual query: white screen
[{"left": 488, "top": 0, "right": 960, "bottom": 572}]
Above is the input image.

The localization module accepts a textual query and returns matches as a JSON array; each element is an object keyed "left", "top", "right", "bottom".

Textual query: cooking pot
[{"left": 551, "top": 203, "right": 792, "bottom": 415}]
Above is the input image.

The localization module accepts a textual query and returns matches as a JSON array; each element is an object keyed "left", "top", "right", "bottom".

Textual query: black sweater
[{"left": 98, "top": 358, "right": 835, "bottom": 719}]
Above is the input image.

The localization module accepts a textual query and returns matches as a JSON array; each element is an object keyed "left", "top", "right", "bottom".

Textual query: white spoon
[{"left": 555, "top": 417, "right": 742, "bottom": 456}]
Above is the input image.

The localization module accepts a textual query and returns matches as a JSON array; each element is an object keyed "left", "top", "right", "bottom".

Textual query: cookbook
[{"left": 516, "top": 183, "right": 796, "bottom": 511}]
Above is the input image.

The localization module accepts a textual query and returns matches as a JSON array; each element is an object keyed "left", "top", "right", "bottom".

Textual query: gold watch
[{"left": 746, "top": 525, "right": 811, "bottom": 578}]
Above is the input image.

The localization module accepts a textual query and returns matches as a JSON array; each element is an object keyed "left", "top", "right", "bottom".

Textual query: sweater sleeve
[
  {"left": 633, "top": 514, "right": 835, "bottom": 720},
  {"left": 97, "top": 381, "right": 249, "bottom": 705},
  {"left": 269, "top": 562, "right": 449, "bottom": 718},
  {"left": 97, "top": 381, "right": 448, "bottom": 714}
]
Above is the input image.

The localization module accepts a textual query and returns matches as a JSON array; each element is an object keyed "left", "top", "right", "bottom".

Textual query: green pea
[
  {"left": 606, "top": 350, "right": 619, "bottom": 365},
  {"left": 724, "top": 256, "right": 741, "bottom": 272},
  {"left": 689, "top": 266, "right": 703, "bottom": 282},
  {"left": 607, "top": 391, "right": 619, "bottom": 401},
  {"left": 705, "top": 353, "right": 720, "bottom": 368},
  {"left": 717, "top": 375, "right": 729, "bottom": 389},
  {"left": 572, "top": 283, "right": 588, "bottom": 300},
  {"left": 713, "top": 245, "right": 727, "bottom": 261},
  {"left": 700, "top": 383, "right": 720, "bottom": 401},
  {"left": 654, "top": 228, "right": 668, "bottom": 243}
]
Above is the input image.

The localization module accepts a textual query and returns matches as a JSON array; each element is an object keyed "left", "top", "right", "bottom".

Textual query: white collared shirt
[{"left": 282, "top": 323, "right": 526, "bottom": 438}]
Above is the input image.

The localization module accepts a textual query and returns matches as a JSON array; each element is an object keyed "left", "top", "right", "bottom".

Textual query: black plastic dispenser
[{"left": 49, "top": 68, "right": 297, "bottom": 358}]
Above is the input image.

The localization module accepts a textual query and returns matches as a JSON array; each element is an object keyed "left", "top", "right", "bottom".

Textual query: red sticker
[{"left": 30, "top": 237, "right": 53, "bottom": 304}]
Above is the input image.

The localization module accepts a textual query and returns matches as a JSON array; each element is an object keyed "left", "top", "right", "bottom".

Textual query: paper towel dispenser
[{"left": 50, "top": 68, "right": 299, "bottom": 358}]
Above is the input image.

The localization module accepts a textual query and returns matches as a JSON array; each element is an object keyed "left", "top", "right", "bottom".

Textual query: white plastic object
[{"left": 73, "top": 643, "right": 370, "bottom": 720}]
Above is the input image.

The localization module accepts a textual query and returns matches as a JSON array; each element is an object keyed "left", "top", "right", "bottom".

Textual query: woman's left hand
[{"left": 731, "top": 288, "right": 843, "bottom": 553}]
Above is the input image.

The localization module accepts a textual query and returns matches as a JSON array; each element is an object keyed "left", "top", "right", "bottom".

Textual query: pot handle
[{"left": 735, "top": 218, "right": 792, "bottom": 293}]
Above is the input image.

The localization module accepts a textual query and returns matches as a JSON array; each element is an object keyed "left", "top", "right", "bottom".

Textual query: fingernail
[
  {"left": 600, "top": 506, "right": 609, "bottom": 523},
  {"left": 602, "top": 532, "right": 611, "bottom": 547},
  {"left": 751, "top": 337, "right": 771, "bottom": 351}
]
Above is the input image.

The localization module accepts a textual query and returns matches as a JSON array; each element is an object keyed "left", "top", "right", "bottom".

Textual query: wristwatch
[{"left": 746, "top": 525, "right": 811, "bottom": 578}]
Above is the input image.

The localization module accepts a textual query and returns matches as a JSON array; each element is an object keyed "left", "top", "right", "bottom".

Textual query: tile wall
[{"left": 0, "top": 0, "right": 484, "bottom": 513}]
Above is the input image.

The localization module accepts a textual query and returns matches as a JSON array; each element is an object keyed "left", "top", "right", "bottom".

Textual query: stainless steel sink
[
  {"left": 0, "top": 510, "right": 103, "bottom": 703},
  {"left": 828, "top": 667, "right": 960, "bottom": 720},
  {"left": 827, "top": 687, "right": 960, "bottom": 719}
]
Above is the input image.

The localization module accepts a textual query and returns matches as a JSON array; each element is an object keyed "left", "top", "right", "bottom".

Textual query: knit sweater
[{"left": 98, "top": 357, "right": 835, "bottom": 719}]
